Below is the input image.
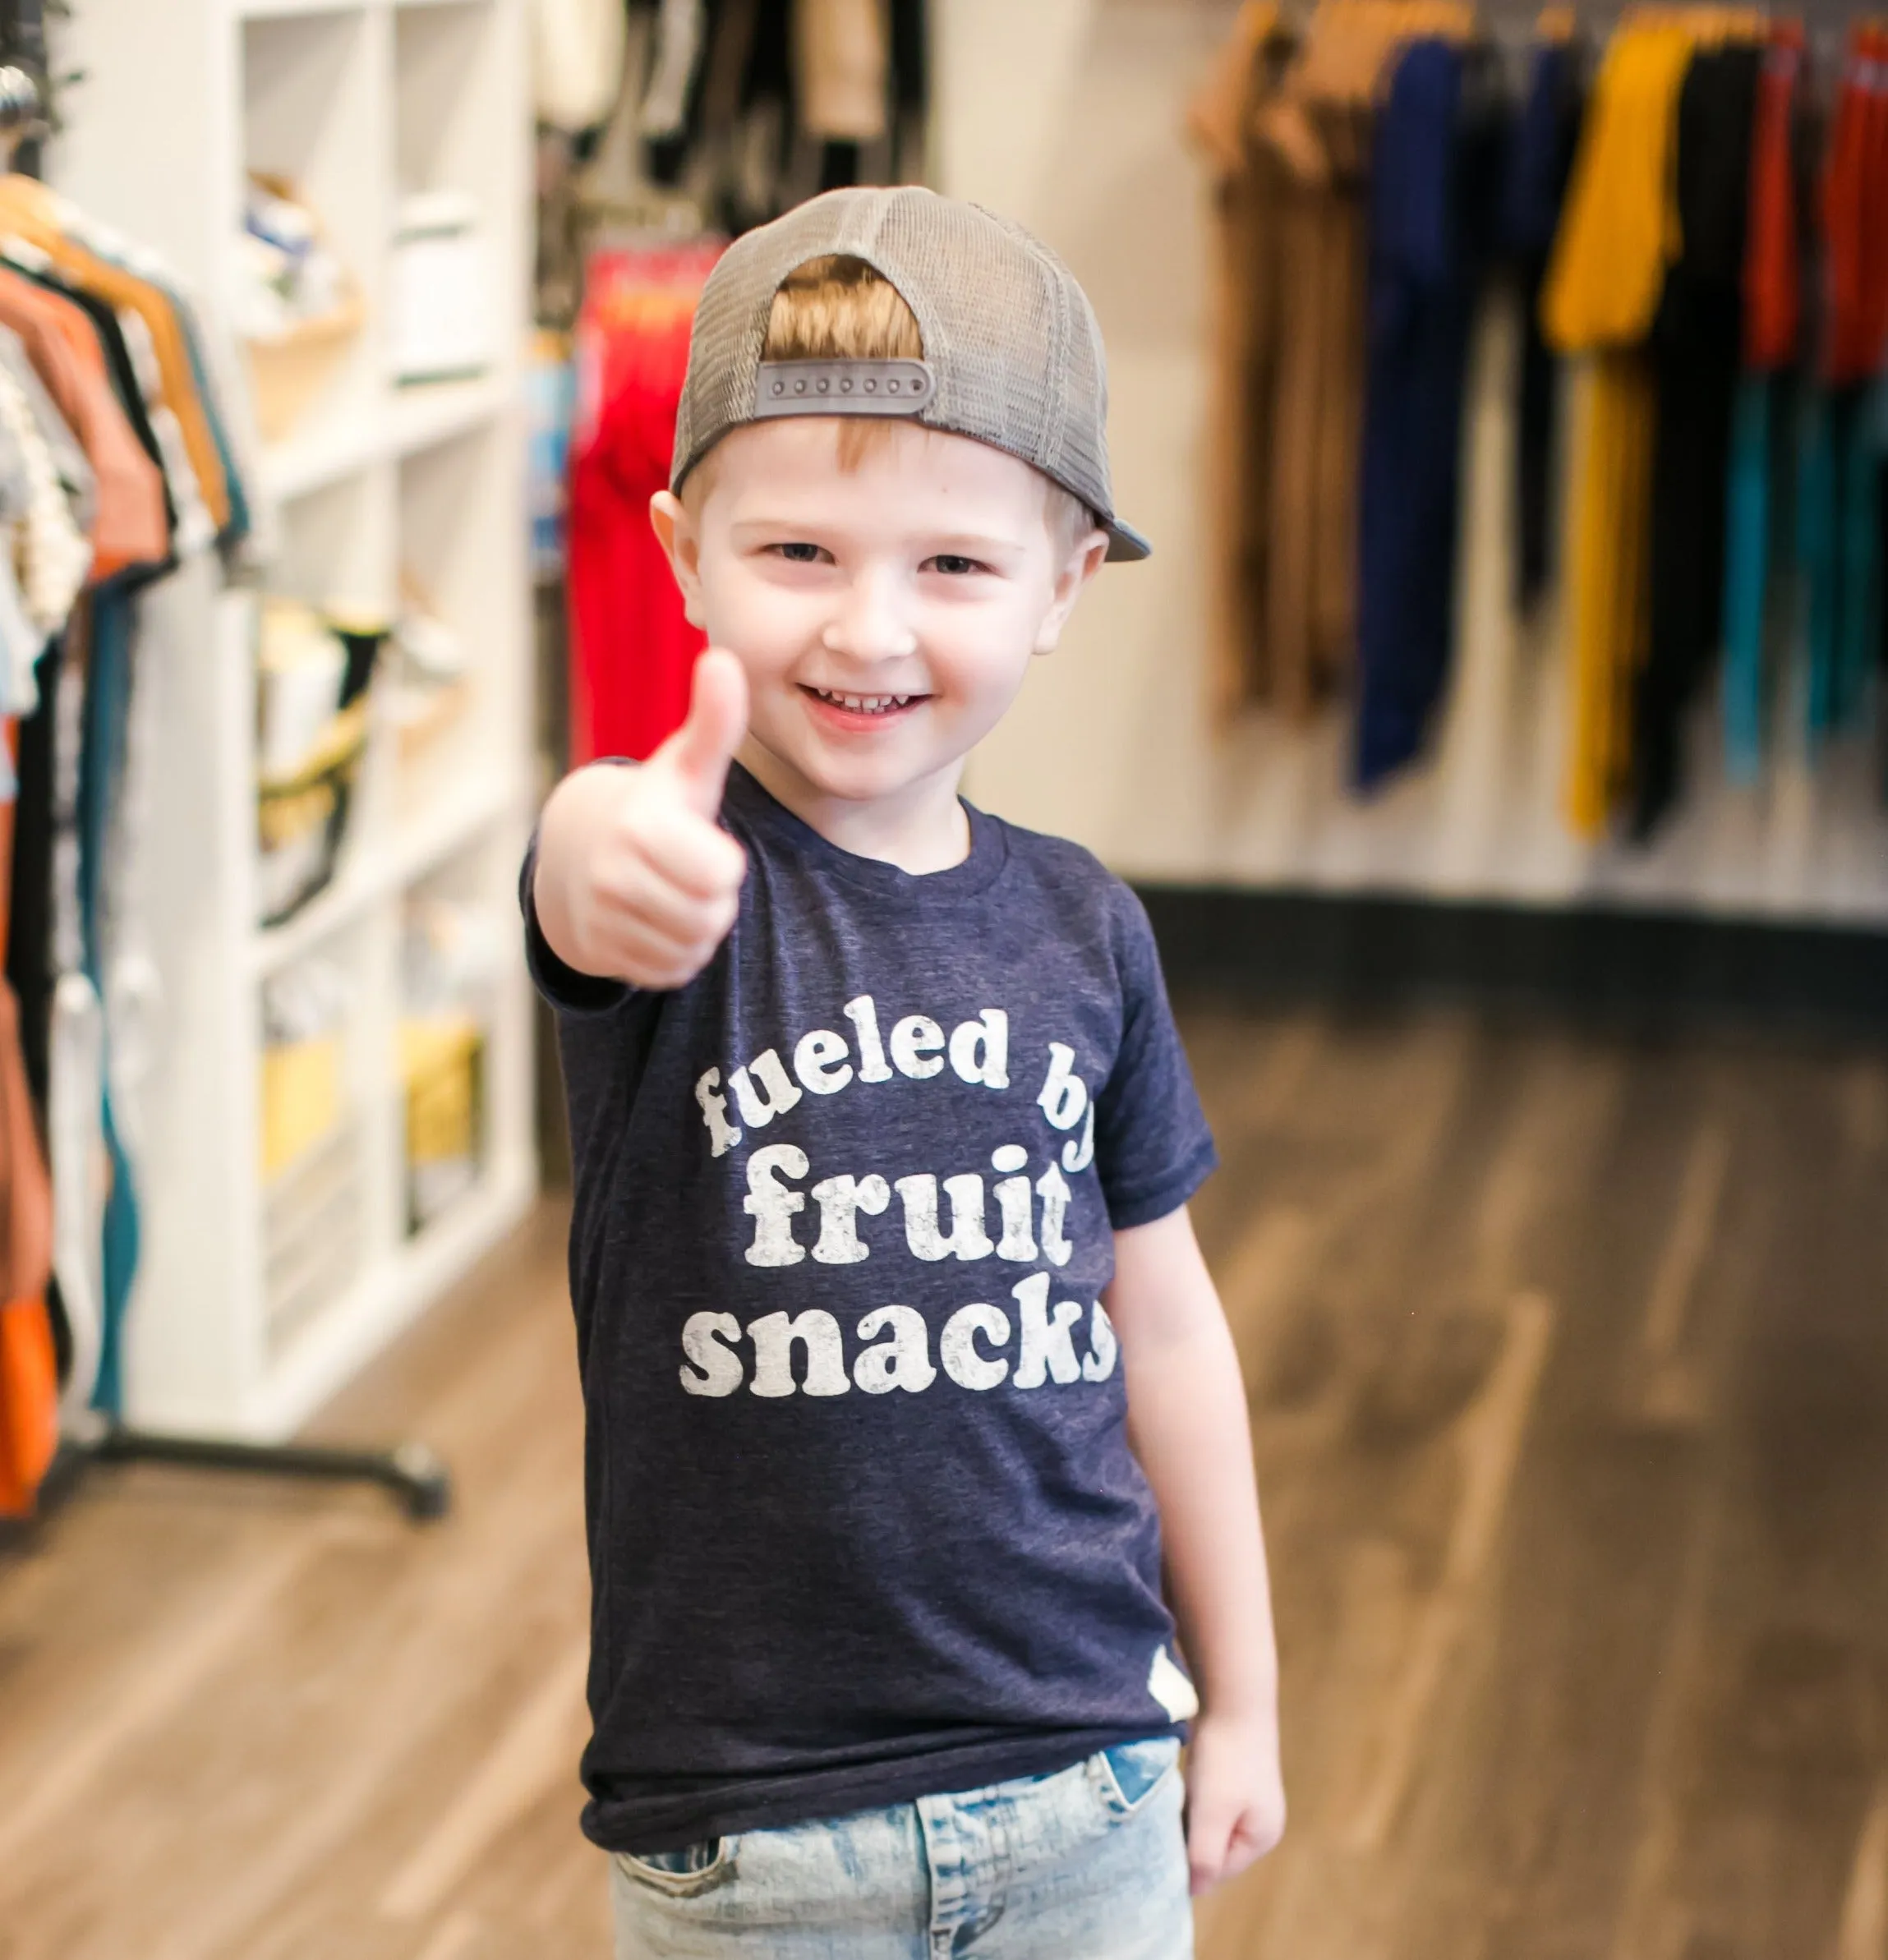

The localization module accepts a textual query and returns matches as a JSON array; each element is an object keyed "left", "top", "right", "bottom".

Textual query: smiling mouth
[{"left": 801, "top": 685, "right": 926, "bottom": 717}]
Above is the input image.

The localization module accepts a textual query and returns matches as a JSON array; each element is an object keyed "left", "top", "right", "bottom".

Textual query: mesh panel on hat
[{"left": 873, "top": 197, "right": 1059, "bottom": 481}]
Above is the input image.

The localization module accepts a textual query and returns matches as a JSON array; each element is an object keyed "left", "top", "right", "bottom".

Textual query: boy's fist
[
  {"left": 535, "top": 649, "right": 750, "bottom": 990},
  {"left": 1183, "top": 1707, "right": 1286, "bottom": 1895}
]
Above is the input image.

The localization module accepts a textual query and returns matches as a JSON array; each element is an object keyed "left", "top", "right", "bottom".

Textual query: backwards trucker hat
[{"left": 670, "top": 185, "right": 1152, "bottom": 563}]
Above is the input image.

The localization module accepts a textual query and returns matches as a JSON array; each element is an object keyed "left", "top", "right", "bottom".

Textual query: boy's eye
[
  {"left": 771, "top": 541, "right": 828, "bottom": 564},
  {"left": 927, "top": 554, "right": 985, "bottom": 577}
]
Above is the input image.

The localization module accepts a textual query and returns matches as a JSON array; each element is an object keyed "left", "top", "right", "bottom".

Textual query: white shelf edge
[
  {"left": 250, "top": 771, "right": 522, "bottom": 978},
  {"left": 261, "top": 375, "right": 512, "bottom": 504},
  {"left": 260, "top": 416, "right": 383, "bottom": 505},
  {"left": 249, "top": 1153, "right": 537, "bottom": 1439},
  {"left": 391, "top": 372, "right": 514, "bottom": 459},
  {"left": 235, "top": 0, "right": 378, "bottom": 19}
]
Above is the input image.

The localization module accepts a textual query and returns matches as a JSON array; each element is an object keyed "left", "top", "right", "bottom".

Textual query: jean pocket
[
  {"left": 613, "top": 1836, "right": 738, "bottom": 1898},
  {"left": 1098, "top": 1737, "right": 1181, "bottom": 1820}
]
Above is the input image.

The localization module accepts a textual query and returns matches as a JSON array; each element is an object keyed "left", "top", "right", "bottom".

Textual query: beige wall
[{"left": 941, "top": 0, "right": 1888, "bottom": 922}]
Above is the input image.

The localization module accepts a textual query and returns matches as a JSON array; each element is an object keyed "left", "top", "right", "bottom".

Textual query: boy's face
[{"left": 653, "top": 419, "right": 1107, "bottom": 812}]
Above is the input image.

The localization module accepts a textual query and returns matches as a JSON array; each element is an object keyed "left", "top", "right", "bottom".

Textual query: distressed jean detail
[{"left": 610, "top": 1738, "right": 1192, "bottom": 1958}]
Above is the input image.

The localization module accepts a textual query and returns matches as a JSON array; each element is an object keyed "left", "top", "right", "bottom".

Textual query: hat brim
[{"left": 1104, "top": 516, "right": 1153, "bottom": 563}]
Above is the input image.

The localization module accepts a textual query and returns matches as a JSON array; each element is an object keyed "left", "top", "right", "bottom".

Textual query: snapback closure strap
[{"left": 752, "top": 358, "right": 936, "bottom": 418}]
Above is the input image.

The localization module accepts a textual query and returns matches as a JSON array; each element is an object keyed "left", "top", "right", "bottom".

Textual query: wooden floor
[{"left": 3, "top": 1004, "right": 1887, "bottom": 1960}]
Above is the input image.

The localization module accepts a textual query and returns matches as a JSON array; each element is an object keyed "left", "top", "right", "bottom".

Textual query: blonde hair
[
  {"left": 765, "top": 254, "right": 926, "bottom": 366},
  {"left": 762, "top": 255, "right": 925, "bottom": 472},
  {"left": 690, "top": 254, "right": 1097, "bottom": 551}
]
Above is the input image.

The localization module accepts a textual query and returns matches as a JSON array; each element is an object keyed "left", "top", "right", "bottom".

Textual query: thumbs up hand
[
  {"left": 647, "top": 643, "right": 749, "bottom": 820},
  {"left": 533, "top": 650, "right": 752, "bottom": 991}
]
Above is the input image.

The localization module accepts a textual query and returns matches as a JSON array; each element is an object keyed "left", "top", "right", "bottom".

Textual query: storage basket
[
  {"left": 400, "top": 1015, "right": 486, "bottom": 1234},
  {"left": 256, "top": 609, "right": 386, "bottom": 928},
  {"left": 260, "top": 1034, "right": 343, "bottom": 1183},
  {"left": 256, "top": 695, "right": 371, "bottom": 927}
]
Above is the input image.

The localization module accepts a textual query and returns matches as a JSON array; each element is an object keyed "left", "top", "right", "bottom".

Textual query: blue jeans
[{"left": 609, "top": 1737, "right": 1192, "bottom": 1958}]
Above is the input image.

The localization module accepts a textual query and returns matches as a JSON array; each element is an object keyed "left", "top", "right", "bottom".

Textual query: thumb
[{"left": 658, "top": 648, "right": 748, "bottom": 817}]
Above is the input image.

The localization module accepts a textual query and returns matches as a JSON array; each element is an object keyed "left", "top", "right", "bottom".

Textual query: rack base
[{"left": 1, "top": 1425, "right": 452, "bottom": 1547}]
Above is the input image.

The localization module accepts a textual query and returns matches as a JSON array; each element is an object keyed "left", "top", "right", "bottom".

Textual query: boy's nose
[{"left": 822, "top": 570, "right": 919, "bottom": 663}]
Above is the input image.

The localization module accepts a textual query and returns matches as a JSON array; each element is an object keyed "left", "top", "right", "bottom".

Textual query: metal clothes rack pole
[{"left": 0, "top": 30, "right": 450, "bottom": 1533}]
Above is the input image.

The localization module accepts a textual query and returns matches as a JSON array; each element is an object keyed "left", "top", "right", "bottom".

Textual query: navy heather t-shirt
[{"left": 522, "top": 762, "right": 1218, "bottom": 1853}]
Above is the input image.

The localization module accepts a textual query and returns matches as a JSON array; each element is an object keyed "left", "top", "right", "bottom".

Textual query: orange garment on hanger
[
  {"left": 0, "top": 1009, "right": 57, "bottom": 1516},
  {"left": 0, "top": 266, "right": 168, "bottom": 578},
  {"left": 0, "top": 1303, "right": 58, "bottom": 1515},
  {"left": 0, "top": 175, "right": 231, "bottom": 532}
]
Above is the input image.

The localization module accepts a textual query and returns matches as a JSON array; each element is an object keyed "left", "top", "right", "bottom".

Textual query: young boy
[{"left": 527, "top": 186, "right": 1283, "bottom": 1958}]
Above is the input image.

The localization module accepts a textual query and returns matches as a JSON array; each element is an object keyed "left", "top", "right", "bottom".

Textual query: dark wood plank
[{"left": 1197, "top": 1018, "right": 1888, "bottom": 1960}]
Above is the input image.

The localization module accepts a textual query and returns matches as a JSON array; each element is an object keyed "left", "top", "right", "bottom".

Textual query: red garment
[
  {"left": 1742, "top": 21, "right": 1802, "bottom": 370},
  {"left": 1858, "top": 27, "right": 1888, "bottom": 373},
  {"left": 567, "top": 242, "right": 724, "bottom": 764},
  {"left": 1819, "top": 28, "right": 1888, "bottom": 385}
]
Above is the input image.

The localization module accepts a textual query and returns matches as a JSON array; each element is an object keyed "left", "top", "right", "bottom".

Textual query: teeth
[{"left": 814, "top": 688, "right": 913, "bottom": 715}]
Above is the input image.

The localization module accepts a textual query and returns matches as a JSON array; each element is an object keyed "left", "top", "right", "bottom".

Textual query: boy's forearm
[
  {"left": 1107, "top": 1211, "right": 1278, "bottom": 1723},
  {"left": 1125, "top": 1318, "right": 1278, "bottom": 1720}
]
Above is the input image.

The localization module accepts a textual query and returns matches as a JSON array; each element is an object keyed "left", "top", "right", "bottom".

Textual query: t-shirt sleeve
[
  {"left": 1093, "top": 885, "right": 1218, "bottom": 1229},
  {"left": 518, "top": 831, "right": 633, "bottom": 1017}
]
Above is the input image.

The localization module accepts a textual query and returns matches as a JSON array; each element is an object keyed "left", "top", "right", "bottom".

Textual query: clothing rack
[
  {"left": 0, "top": 44, "right": 450, "bottom": 1534},
  {"left": 1142, "top": 0, "right": 1888, "bottom": 927}
]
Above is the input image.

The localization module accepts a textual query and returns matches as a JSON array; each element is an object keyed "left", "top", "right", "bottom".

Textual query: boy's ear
[
  {"left": 1033, "top": 529, "right": 1112, "bottom": 656},
  {"left": 649, "top": 490, "right": 707, "bottom": 627}
]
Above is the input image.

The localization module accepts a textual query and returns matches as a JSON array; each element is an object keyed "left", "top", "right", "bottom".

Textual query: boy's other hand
[
  {"left": 536, "top": 649, "right": 751, "bottom": 990},
  {"left": 1183, "top": 1706, "right": 1286, "bottom": 1895}
]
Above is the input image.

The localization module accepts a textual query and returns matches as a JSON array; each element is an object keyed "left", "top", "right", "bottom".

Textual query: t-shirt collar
[{"left": 723, "top": 761, "right": 1011, "bottom": 906}]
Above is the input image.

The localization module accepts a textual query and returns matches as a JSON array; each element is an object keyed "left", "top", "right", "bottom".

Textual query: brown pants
[{"left": 1204, "top": 129, "right": 1366, "bottom": 720}]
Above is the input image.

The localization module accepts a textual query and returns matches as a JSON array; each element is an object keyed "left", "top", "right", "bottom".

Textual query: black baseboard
[{"left": 1135, "top": 885, "right": 1888, "bottom": 1038}]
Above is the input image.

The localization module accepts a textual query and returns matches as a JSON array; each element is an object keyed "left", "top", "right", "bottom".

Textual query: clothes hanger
[
  {"left": 1620, "top": 4, "right": 1771, "bottom": 43},
  {"left": 1187, "top": 0, "right": 1301, "bottom": 176},
  {"left": 1294, "top": 0, "right": 1480, "bottom": 99},
  {"left": 0, "top": 66, "right": 42, "bottom": 176}
]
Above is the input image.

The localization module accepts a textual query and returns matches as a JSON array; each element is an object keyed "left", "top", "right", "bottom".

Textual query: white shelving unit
[{"left": 49, "top": 0, "right": 538, "bottom": 1438}]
